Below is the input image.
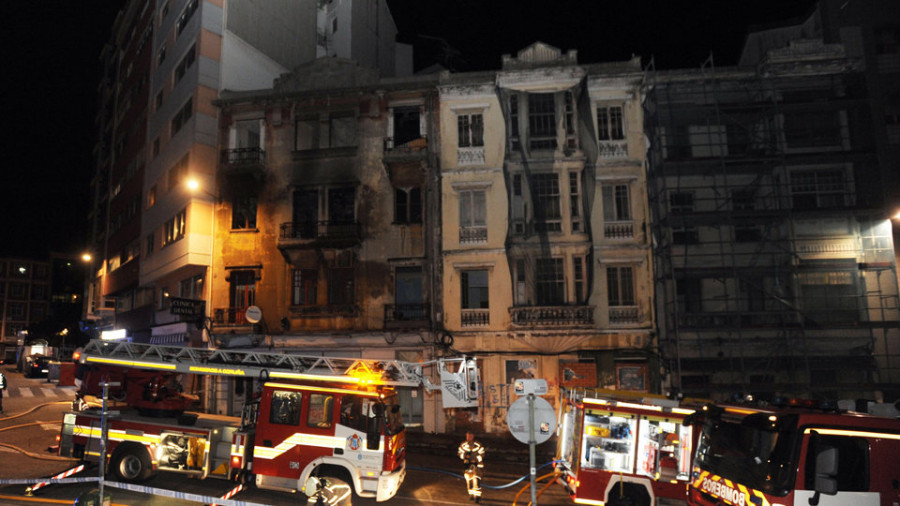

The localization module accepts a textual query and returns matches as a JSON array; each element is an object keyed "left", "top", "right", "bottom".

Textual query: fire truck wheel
[
  {"left": 306, "top": 476, "right": 352, "bottom": 506},
  {"left": 110, "top": 445, "right": 152, "bottom": 482},
  {"left": 605, "top": 483, "right": 650, "bottom": 506}
]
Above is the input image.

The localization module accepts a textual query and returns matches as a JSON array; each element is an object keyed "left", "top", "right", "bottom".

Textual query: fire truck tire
[
  {"left": 110, "top": 444, "right": 153, "bottom": 482},
  {"left": 605, "top": 483, "right": 650, "bottom": 506},
  {"left": 306, "top": 474, "right": 353, "bottom": 506}
]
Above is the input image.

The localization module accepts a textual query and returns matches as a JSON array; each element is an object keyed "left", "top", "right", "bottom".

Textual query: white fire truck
[
  {"left": 58, "top": 339, "right": 479, "bottom": 502},
  {"left": 687, "top": 399, "right": 900, "bottom": 506},
  {"left": 555, "top": 388, "right": 700, "bottom": 506}
]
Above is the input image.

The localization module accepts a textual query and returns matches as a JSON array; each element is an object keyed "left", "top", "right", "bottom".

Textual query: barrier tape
[
  {"left": 104, "top": 481, "right": 270, "bottom": 506},
  {"left": 0, "top": 477, "right": 98, "bottom": 486},
  {"left": 212, "top": 483, "right": 245, "bottom": 505},
  {"left": 30, "top": 464, "right": 86, "bottom": 492}
]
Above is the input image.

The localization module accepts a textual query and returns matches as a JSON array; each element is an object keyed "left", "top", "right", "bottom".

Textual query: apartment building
[
  {"left": 439, "top": 43, "right": 654, "bottom": 433},
  {"left": 87, "top": 0, "right": 409, "bottom": 346},
  {"left": 646, "top": 38, "right": 900, "bottom": 401},
  {"left": 210, "top": 58, "right": 442, "bottom": 427}
]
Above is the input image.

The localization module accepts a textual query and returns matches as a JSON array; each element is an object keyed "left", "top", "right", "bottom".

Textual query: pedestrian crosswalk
[{"left": 11, "top": 386, "right": 76, "bottom": 399}]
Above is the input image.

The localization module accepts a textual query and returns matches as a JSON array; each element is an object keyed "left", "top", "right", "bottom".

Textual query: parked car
[{"left": 25, "top": 355, "right": 51, "bottom": 378}]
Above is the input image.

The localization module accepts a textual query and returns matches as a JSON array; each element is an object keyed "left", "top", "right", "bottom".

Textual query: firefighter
[
  {"left": 458, "top": 431, "right": 485, "bottom": 502},
  {"left": 0, "top": 370, "right": 7, "bottom": 413}
]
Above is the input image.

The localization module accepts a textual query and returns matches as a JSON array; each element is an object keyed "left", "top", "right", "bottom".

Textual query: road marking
[
  {"left": 18, "top": 387, "right": 34, "bottom": 397},
  {"left": 41, "top": 388, "right": 57, "bottom": 397}
]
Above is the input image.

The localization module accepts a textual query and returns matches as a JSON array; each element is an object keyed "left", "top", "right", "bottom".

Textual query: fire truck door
[
  {"left": 254, "top": 388, "right": 305, "bottom": 480},
  {"left": 793, "top": 434, "right": 879, "bottom": 506}
]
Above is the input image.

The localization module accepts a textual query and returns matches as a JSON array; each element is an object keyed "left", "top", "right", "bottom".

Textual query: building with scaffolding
[{"left": 646, "top": 38, "right": 900, "bottom": 401}]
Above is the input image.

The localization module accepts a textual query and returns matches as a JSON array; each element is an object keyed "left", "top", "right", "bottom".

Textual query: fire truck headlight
[{"left": 231, "top": 455, "right": 242, "bottom": 468}]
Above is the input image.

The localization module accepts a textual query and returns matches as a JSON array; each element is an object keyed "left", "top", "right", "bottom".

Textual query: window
[
  {"left": 7, "top": 302, "right": 26, "bottom": 319},
  {"left": 570, "top": 172, "right": 582, "bottom": 232},
  {"left": 731, "top": 189, "right": 761, "bottom": 242},
  {"left": 395, "top": 266, "right": 424, "bottom": 307},
  {"left": 390, "top": 106, "right": 422, "bottom": 147},
  {"left": 171, "top": 97, "right": 193, "bottom": 135},
  {"left": 394, "top": 187, "right": 422, "bottom": 224},
  {"left": 328, "top": 187, "right": 355, "bottom": 224},
  {"left": 459, "top": 189, "right": 486, "bottom": 243},
  {"left": 329, "top": 114, "right": 357, "bottom": 147},
  {"left": 168, "top": 154, "right": 189, "bottom": 191},
  {"left": 676, "top": 278, "right": 702, "bottom": 313},
  {"left": 602, "top": 184, "right": 631, "bottom": 221},
  {"left": 307, "top": 393, "right": 334, "bottom": 428},
  {"left": 9, "top": 283, "right": 27, "bottom": 299},
  {"left": 179, "top": 274, "right": 204, "bottom": 300},
  {"left": 295, "top": 113, "right": 356, "bottom": 150},
  {"left": 157, "top": 43, "right": 167, "bottom": 67},
  {"left": 327, "top": 252, "right": 354, "bottom": 305},
  {"left": 597, "top": 105, "right": 624, "bottom": 141},
  {"left": 152, "top": 137, "right": 160, "bottom": 157},
  {"left": 509, "top": 94, "right": 520, "bottom": 148},
  {"left": 573, "top": 255, "right": 587, "bottom": 304},
  {"left": 798, "top": 260, "right": 858, "bottom": 324},
  {"left": 292, "top": 189, "right": 319, "bottom": 238},
  {"left": 232, "top": 194, "right": 257, "bottom": 229},
  {"left": 790, "top": 169, "right": 848, "bottom": 209},
  {"left": 565, "top": 91, "right": 577, "bottom": 147},
  {"left": 269, "top": 390, "right": 302, "bottom": 426},
  {"left": 162, "top": 208, "right": 186, "bottom": 246},
  {"left": 607, "top": 266, "right": 635, "bottom": 306},
  {"left": 229, "top": 270, "right": 256, "bottom": 310},
  {"left": 783, "top": 111, "right": 843, "bottom": 148},
  {"left": 155, "top": 90, "right": 164, "bottom": 111},
  {"left": 528, "top": 93, "right": 556, "bottom": 149},
  {"left": 669, "top": 191, "right": 698, "bottom": 244},
  {"left": 804, "top": 435, "right": 869, "bottom": 492},
  {"left": 532, "top": 174, "right": 561, "bottom": 232},
  {"left": 461, "top": 270, "right": 489, "bottom": 309},
  {"left": 148, "top": 185, "right": 157, "bottom": 208},
  {"left": 146, "top": 232, "right": 155, "bottom": 256},
  {"left": 292, "top": 269, "right": 318, "bottom": 306},
  {"left": 457, "top": 114, "right": 484, "bottom": 147},
  {"left": 174, "top": 44, "right": 196, "bottom": 84},
  {"left": 536, "top": 258, "right": 565, "bottom": 305},
  {"left": 176, "top": 0, "right": 198, "bottom": 37}
]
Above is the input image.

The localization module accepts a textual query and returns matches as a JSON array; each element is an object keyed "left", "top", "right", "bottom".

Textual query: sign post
[
  {"left": 506, "top": 379, "right": 556, "bottom": 506},
  {"left": 99, "top": 381, "right": 120, "bottom": 506}
]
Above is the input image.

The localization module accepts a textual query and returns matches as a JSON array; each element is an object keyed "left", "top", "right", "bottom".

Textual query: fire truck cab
[
  {"left": 556, "top": 388, "right": 699, "bottom": 506},
  {"left": 687, "top": 400, "right": 900, "bottom": 506}
]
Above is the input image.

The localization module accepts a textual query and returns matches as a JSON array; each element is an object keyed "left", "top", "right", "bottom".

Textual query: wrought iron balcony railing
[
  {"left": 279, "top": 221, "right": 361, "bottom": 243},
  {"left": 221, "top": 147, "right": 265, "bottom": 166},
  {"left": 608, "top": 306, "right": 640, "bottom": 325},
  {"left": 510, "top": 305, "right": 594, "bottom": 327}
]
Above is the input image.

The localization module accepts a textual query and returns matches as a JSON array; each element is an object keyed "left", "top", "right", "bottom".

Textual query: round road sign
[
  {"left": 506, "top": 395, "right": 557, "bottom": 445},
  {"left": 245, "top": 305, "right": 262, "bottom": 323}
]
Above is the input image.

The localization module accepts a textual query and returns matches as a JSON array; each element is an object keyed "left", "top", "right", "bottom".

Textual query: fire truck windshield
[{"left": 695, "top": 413, "right": 797, "bottom": 494}]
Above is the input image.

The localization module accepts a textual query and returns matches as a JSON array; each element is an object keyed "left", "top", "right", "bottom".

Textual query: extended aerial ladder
[{"left": 77, "top": 339, "right": 480, "bottom": 408}]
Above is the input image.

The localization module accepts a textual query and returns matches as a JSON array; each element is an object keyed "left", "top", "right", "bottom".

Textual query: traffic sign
[
  {"left": 507, "top": 395, "right": 557, "bottom": 445},
  {"left": 245, "top": 305, "right": 262, "bottom": 323}
]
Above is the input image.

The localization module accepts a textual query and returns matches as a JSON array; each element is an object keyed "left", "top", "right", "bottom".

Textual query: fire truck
[
  {"left": 58, "top": 339, "right": 480, "bottom": 502},
  {"left": 555, "top": 388, "right": 699, "bottom": 506},
  {"left": 686, "top": 400, "right": 900, "bottom": 506}
]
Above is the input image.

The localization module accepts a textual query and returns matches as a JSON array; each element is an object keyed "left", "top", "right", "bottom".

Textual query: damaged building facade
[
  {"left": 437, "top": 44, "right": 654, "bottom": 433},
  {"left": 211, "top": 59, "right": 442, "bottom": 428}
]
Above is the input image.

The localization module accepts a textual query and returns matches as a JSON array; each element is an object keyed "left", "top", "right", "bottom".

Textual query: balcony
[
  {"left": 459, "top": 226, "right": 487, "bottom": 245},
  {"left": 457, "top": 146, "right": 485, "bottom": 166},
  {"left": 604, "top": 221, "right": 634, "bottom": 240},
  {"left": 384, "top": 303, "right": 429, "bottom": 329},
  {"left": 461, "top": 309, "right": 490, "bottom": 328},
  {"left": 598, "top": 140, "right": 628, "bottom": 159},
  {"left": 510, "top": 305, "right": 594, "bottom": 328},
  {"left": 384, "top": 136, "right": 427, "bottom": 163},
  {"left": 213, "top": 307, "right": 248, "bottom": 327},
  {"left": 220, "top": 148, "right": 266, "bottom": 179},
  {"left": 278, "top": 221, "right": 361, "bottom": 249},
  {"left": 608, "top": 306, "right": 640, "bottom": 326},
  {"left": 290, "top": 305, "right": 358, "bottom": 318}
]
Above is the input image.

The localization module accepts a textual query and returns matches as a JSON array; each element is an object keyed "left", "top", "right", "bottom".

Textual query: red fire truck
[
  {"left": 687, "top": 400, "right": 900, "bottom": 506},
  {"left": 58, "top": 339, "right": 479, "bottom": 502},
  {"left": 555, "top": 388, "right": 699, "bottom": 506}
]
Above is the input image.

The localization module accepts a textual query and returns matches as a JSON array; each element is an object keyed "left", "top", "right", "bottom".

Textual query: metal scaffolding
[{"left": 645, "top": 60, "right": 900, "bottom": 401}]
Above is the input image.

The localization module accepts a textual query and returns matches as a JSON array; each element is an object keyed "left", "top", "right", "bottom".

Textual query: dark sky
[{"left": 1, "top": 0, "right": 817, "bottom": 259}]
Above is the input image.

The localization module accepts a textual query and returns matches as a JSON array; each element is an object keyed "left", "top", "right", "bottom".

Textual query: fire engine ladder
[{"left": 79, "top": 339, "right": 477, "bottom": 401}]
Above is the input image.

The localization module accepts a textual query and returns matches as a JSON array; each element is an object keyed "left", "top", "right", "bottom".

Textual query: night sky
[{"left": 1, "top": 0, "right": 817, "bottom": 259}]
